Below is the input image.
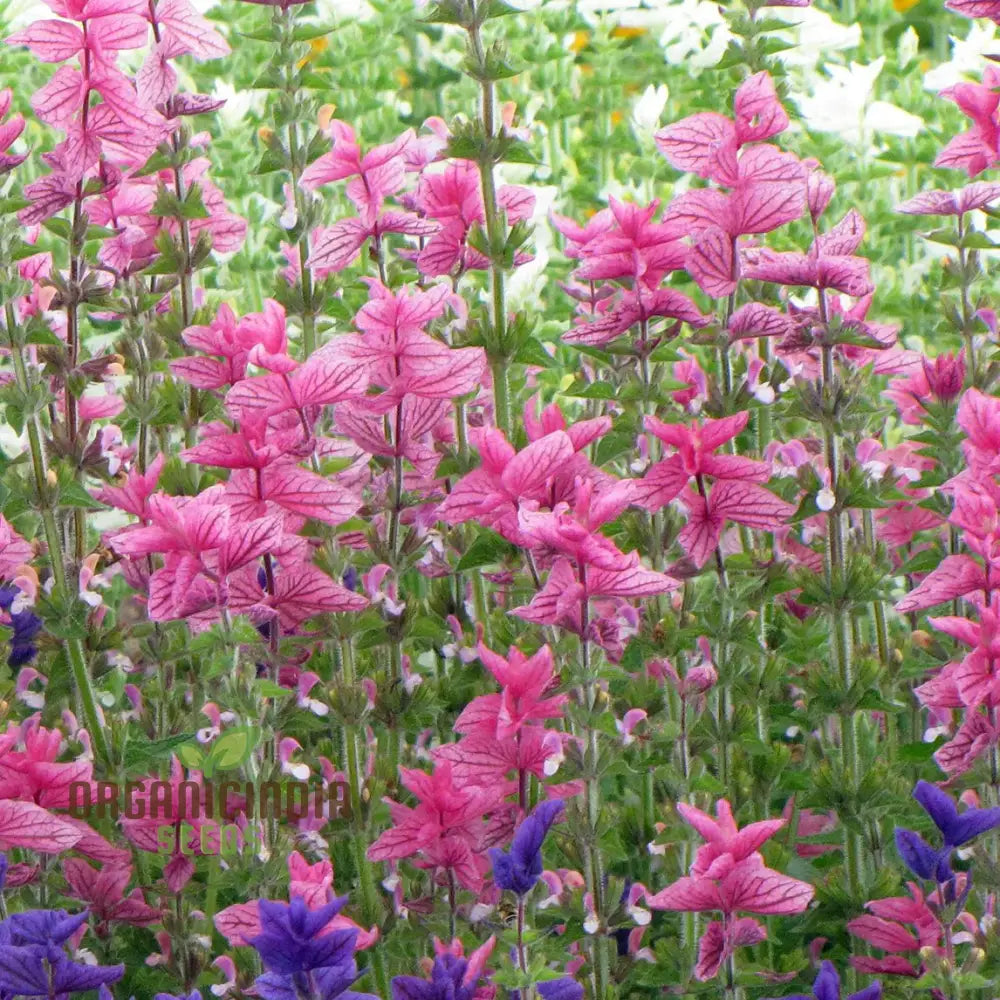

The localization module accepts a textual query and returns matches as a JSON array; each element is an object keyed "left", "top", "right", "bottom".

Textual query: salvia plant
[{"left": 3, "top": 0, "right": 1000, "bottom": 998}]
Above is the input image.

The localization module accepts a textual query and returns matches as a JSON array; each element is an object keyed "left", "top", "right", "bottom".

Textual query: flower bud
[{"left": 922, "top": 351, "right": 966, "bottom": 404}]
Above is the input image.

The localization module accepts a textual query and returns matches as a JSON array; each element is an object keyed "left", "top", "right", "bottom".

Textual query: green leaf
[
  {"left": 124, "top": 733, "right": 198, "bottom": 771},
  {"left": 59, "top": 481, "right": 106, "bottom": 510},
  {"left": 255, "top": 680, "right": 292, "bottom": 698},
  {"left": 562, "top": 379, "right": 615, "bottom": 399},
  {"left": 898, "top": 738, "right": 945, "bottom": 763},
  {"left": 456, "top": 529, "right": 516, "bottom": 571}
]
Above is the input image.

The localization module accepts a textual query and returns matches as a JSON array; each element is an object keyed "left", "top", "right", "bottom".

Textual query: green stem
[
  {"left": 819, "top": 314, "right": 863, "bottom": 896},
  {"left": 468, "top": 4, "right": 513, "bottom": 436},
  {"left": 6, "top": 306, "right": 109, "bottom": 765}
]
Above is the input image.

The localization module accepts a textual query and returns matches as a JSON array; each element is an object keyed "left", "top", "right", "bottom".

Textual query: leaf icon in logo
[
  {"left": 201, "top": 726, "right": 257, "bottom": 778},
  {"left": 176, "top": 743, "right": 206, "bottom": 771}
]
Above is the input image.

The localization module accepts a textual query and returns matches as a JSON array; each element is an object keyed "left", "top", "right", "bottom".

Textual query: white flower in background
[
  {"left": 659, "top": 0, "right": 730, "bottom": 72},
  {"left": 794, "top": 57, "right": 924, "bottom": 146},
  {"left": 212, "top": 80, "right": 267, "bottom": 131},
  {"left": 898, "top": 26, "right": 919, "bottom": 68},
  {"left": 3, "top": 0, "right": 55, "bottom": 30},
  {"left": 579, "top": 0, "right": 673, "bottom": 30},
  {"left": 769, "top": 7, "right": 861, "bottom": 72},
  {"left": 506, "top": 184, "right": 557, "bottom": 313},
  {"left": 314, "top": 0, "right": 375, "bottom": 17},
  {"left": 924, "top": 21, "right": 999, "bottom": 91},
  {"left": 631, "top": 83, "right": 668, "bottom": 140}
]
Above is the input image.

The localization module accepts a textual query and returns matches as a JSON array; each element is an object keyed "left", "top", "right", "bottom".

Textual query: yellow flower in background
[
  {"left": 318, "top": 104, "right": 337, "bottom": 129},
  {"left": 258, "top": 126, "right": 274, "bottom": 143},
  {"left": 610, "top": 25, "right": 648, "bottom": 40},
  {"left": 610, "top": 110, "right": 624, "bottom": 126},
  {"left": 893, "top": 0, "right": 920, "bottom": 11},
  {"left": 569, "top": 30, "right": 589, "bottom": 53},
  {"left": 297, "top": 36, "right": 329, "bottom": 69},
  {"left": 395, "top": 68, "right": 412, "bottom": 88}
]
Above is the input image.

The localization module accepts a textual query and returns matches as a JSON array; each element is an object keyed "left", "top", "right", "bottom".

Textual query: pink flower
[
  {"left": 848, "top": 882, "right": 943, "bottom": 978},
  {"left": 647, "top": 798, "right": 813, "bottom": 980},
  {"left": 0, "top": 89, "right": 27, "bottom": 174},
  {"left": 367, "top": 761, "right": 505, "bottom": 891}
]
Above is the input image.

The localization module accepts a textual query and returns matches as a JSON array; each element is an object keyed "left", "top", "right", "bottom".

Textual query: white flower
[
  {"left": 793, "top": 58, "right": 923, "bottom": 146},
  {"left": 631, "top": 84, "right": 669, "bottom": 138},
  {"left": 212, "top": 80, "right": 267, "bottom": 131},
  {"left": 313, "top": 0, "right": 376, "bottom": 20},
  {"left": 816, "top": 488, "right": 836, "bottom": 512},
  {"left": 580, "top": 0, "right": 672, "bottom": 30},
  {"left": 769, "top": 8, "right": 861, "bottom": 72},
  {"left": 925, "top": 21, "right": 999, "bottom": 91},
  {"left": 658, "top": 0, "right": 730, "bottom": 72},
  {"left": 898, "top": 26, "right": 919, "bottom": 68}
]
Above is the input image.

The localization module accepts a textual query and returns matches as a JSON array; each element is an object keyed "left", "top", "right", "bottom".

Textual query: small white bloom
[
  {"left": 816, "top": 488, "right": 836, "bottom": 512},
  {"left": 631, "top": 84, "right": 669, "bottom": 137},
  {"left": 752, "top": 383, "right": 776, "bottom": 405},
  {"left": 898, "top": 26, "right": 919, "bottom": 68},
  {"left": 769, "top": 8, "right": 861, "bottom": 71},
  {"left": 925, "top": 21, "right": 999, "bottom": 91}
]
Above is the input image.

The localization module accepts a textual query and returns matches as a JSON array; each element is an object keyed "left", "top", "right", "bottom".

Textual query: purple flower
[
  {"left": 248, "top": 897, "right": 377, "bottom": 1000},
  {"left": 489, "top": 799, "right": 564, "bottom": 896},
  {"left": 537, "top": 978, "right": 584, "bottom": 1000},
  {"left": 767, "top": 960, "right": 880, "bottom": 1000},
  {"left": 391, "top": 954, "right": 477, "bottom": 1000},
  {"left": 0, "top": 587, "right": 41, "bottom": 668},
  {"left": 895, "top": 781, "right": 1000, "bottom": 883},
  {"left": 0, "top": 907, "right": 123, "bottom": 998},
  {"left": 155, "top": 993, "right": 203, "bottom": 1000},
  {"left": 914, "top": 780, "right": 1000, "bottom": 848}
]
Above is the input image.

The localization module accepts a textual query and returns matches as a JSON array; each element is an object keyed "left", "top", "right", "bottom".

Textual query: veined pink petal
[
  {"left": 946, "top": 0, "right": 1000, "bottom": 20},
  {"left": 728, "top": 302, "right": 794, "bottom": 341},
  {"left": 935, "top": 711, "right": 994, "bottom": 776},
  {"left": 816, "top": 210, "right": 866, "bottom": 257},
  {"left": 934, "top": 130, "right": 996, "bottom": 177},
  {"left": 847, "top": 915, "right": 919, "bottom": 952},
  {"left": 708, "top": 480, "right": 793, "bottom": 532},
  {"left": 727, "top": 819, "right": 787, "bottom": 860},
  {"left": 737, "top": 145, "right": 804, "bottom": 184},
  {"left": 272, "top": 566, "right": 367, "bottom": 628},
  {"left": 694, "top": 921, "right": 729, "bottom": 982},
  {"left": 733, "top": 72, "right": 788, "bottom": 144},
  {"left": 215, "top": 902, "right": 260, "bottom": 947},
  {"left": 500, "top": 432, "right": 575, "bottom": 498},
  {"left": 0, "top": 800, "right": 82, "bottom": 853},
  {"left": 87, "top": 14, "right": 148, "bottom": 52},
  {"left": 732, "top": 180, "right": 804, "bottom": 236},
  {"left": 632, "top": 455, "right": 689, "bottom": 511},
  {"left": 261, "top": 465, "right": 359, "bottom": 525},
  {"left": 687, "top": 226, "right": 737, "bottom": 297},
  {"left": 926, "top": 615, "right": 980, "bottom": 647},
  {"left": 306, "top": 219, "right": 369, "bottom": 272},
  {"left": 587, "top": 558, "right": 679, "bottom": 598},
  {"left": 646, "top": 875, "right": 721, "bottom": 912},
  {"left": 894, "top": 555, "right": 986, "bottom": 612},
  {"left": 655, "top": 113, "right": 737, "bottom": 180},
  {"left": 720, "top": 857, "right": 814, "bottom": 915},
  {"left": 217, "top": 515, "right": 283, "bottom": 575},
  {"left": 32, "top": 65, "right": 86, "bottom": 127},
  {"left": 156, "top": 0, "right": 230, "bottom": 59},
  {"left": 7, "top": 21, "right": 84, "bottom": 62},
  {"left": 676, "top": 802, "right": 725, "bottom": 842}
]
